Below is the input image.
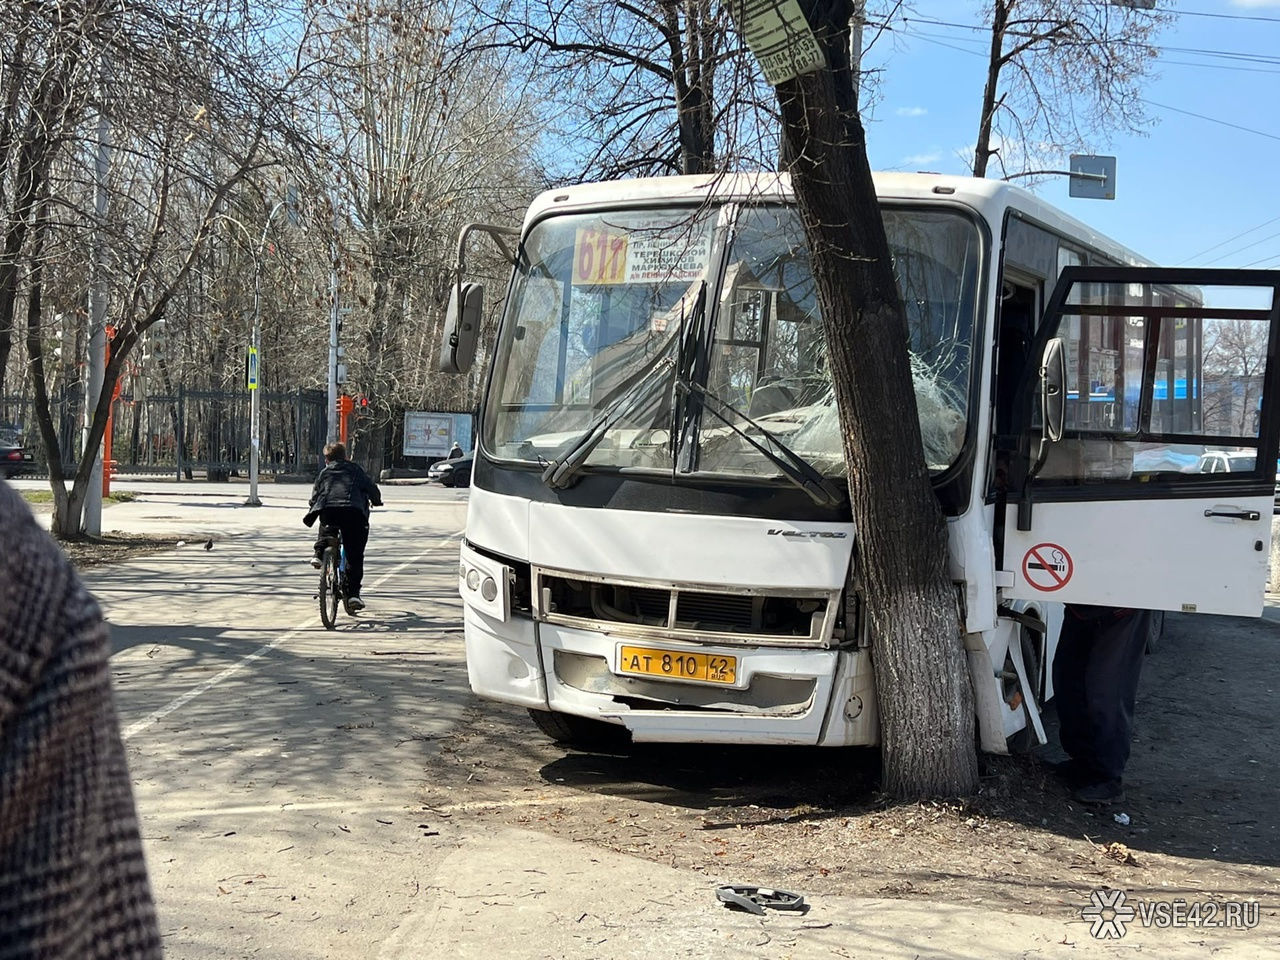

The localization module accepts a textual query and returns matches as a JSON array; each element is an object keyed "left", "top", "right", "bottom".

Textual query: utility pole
[
  {"left": 84, "top": 58, "right": 111, "bottom": 536},
  {"left": 850, "top": 1, "right": 866, "bottom": 82},
  {"left": 246, "top": 199, "right": 289, "bottom": 506},
  {"left": 328, "top": 236, "right": 339, "bottom": 445}
]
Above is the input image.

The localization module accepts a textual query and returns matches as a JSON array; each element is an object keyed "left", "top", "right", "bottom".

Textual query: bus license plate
[{"left": 617, "top": 645, "right": 737, "bottom": 685}]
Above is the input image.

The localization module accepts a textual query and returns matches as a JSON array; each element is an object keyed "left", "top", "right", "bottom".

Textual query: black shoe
[
  {"left": 1044, "top": 757, "right": 1096, "bottom": 790},
  {"left": 347, "top": 596, "right": 365, "bottom": 612},
  {"left": 1072, "top": 778, "right": 1125, "bottom": 805}
]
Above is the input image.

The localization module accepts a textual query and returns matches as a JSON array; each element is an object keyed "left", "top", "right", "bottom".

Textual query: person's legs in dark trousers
[
  {"left": 333, "top": 509, "right": 369, "bottom": 597},
  {"left": 1080, "top": 609, "right": 1149, "bottom": 783},
  {"left": 1051, "top": 605, "right": 1149, "bottom": 801},
  {"left": 1052, "top": 612, "right": 1094, "bottom": 774},
  {"left": 314, "top": 508, "right": 342, "bottom": 562}
]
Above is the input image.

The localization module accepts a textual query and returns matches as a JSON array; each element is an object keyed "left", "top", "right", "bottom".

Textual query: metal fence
[{"left": 2, "top": 388, "right": 329, "bottom": 480}]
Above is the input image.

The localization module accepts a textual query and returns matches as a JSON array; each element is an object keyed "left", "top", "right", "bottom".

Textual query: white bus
[{"left": 440, "top": 173, "right": 1280, "bottom": 752}]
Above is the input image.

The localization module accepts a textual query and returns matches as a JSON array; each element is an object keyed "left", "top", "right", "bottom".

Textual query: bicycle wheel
[{"left": 319, "top": 545, "right": 340, "bottom": 629}]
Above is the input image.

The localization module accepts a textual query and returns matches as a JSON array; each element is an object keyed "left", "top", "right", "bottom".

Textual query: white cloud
[
  {"left": 903, "top": 152, "right": 941, "bottom": 167},
  {"left": 896, "top": 106, "right": 928, "bottom": 118}
]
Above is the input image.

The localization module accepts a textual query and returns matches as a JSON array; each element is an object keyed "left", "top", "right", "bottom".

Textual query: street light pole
[
  {"left": 246, "top": 199, "right": 288, "bottom": 506},
  {"left": 328, "top": 236, "right": 339, "bottom": 445},
  {"left": 84, "top": 55, "right": 111, "bottom": 536}
]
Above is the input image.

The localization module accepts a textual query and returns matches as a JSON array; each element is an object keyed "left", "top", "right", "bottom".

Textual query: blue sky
[{"left": 860, "top": 1, "right": 1280, "bottom": 269}]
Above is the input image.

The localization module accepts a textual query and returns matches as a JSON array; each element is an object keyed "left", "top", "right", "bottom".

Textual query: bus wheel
[
  {"left": 527, "top": 708, "right": 629, "bottom": 749},
  {"left": 1145, "top": 610, "right": 1165, "bottom": 654}
]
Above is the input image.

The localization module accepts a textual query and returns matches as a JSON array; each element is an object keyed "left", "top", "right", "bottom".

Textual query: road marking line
[{"left": 122, "top": 529, "right": 465, "bottom": 741}]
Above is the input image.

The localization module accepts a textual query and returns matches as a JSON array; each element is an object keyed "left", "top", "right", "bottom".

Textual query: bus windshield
[{"left": 485, "top": 203, "right": 982, "bottom": 479}]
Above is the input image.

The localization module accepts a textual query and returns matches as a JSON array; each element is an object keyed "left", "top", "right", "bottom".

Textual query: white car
[{"left": 1197, "top": 451, "right": 1257, "bottom": 474}]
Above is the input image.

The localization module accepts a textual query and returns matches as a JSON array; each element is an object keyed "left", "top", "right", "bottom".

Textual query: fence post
[
  {"left": 294, "top": 388, "right": 303, "bottom": 474},
  {"left": 176, "top": 384, "right": 185, "bottom": 481}
]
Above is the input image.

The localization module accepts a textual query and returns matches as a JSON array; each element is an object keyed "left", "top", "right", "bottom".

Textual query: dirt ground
[
  {"left": 20, "top": 494, "right": 183, "bottom": 569},
  {"left": 422, "top": 611, "right": 1280, "bottom": 925},
  {"left": 59, "top": 533, "right": 181, "bottom": 569}
]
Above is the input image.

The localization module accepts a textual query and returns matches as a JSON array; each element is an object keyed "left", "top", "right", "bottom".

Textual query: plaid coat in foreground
[{"left": 0, "top": 482, "right": 161, "bottom": 958}]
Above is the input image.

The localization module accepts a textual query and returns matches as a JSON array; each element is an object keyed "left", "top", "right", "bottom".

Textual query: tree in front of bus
[{"left": 742, "top": 4, "right": 980, "bottom": 798}]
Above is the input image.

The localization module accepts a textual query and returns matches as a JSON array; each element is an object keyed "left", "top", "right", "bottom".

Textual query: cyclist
[{"left": 304, "top": 442, "right": 382, "bottom": 611}]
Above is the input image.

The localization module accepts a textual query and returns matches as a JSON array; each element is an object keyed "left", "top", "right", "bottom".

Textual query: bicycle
[{"left": 318, "top": 531, "right": 356, "bottom": 629}]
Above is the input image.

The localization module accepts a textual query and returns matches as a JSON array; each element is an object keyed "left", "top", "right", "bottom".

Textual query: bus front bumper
[{"left": 463, "top": 607, "right": 878, "bottom": 747}]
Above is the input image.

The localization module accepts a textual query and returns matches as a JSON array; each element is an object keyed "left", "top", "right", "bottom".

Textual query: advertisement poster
[{"left": 403, "top": 411, "right": 472, "bottom": 458}]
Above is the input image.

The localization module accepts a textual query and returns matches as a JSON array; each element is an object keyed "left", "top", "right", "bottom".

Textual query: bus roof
[{"left": 524, "top": 171, "right": 1155, "bottom": 269}]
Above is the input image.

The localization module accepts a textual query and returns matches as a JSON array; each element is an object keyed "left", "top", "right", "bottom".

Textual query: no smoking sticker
[{"left": 1022, "top": 543, "right": 1073, "bottom": 592}]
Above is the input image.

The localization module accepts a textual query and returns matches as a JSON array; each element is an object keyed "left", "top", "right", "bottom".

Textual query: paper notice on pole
[{"left": 728, "top": 0, "right": 826, "bottom": 86}]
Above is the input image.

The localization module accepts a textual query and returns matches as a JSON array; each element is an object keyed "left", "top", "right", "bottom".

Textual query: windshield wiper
[
  {"left": 541, "top": 357, "right": 676, "bottom": 489},
  {"left": 541, "top": 285, "right": 704, "bottom": 490},
  {"left": 677, "top": 379, "right": 844, "bottom": 507}
]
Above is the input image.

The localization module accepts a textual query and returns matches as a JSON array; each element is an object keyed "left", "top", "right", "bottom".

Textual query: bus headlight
[
  {"left": 466, "top": 568, "right": 481, "bottom": 591},
  {"left": 481, "top": 577, "right": 498, "bottom": 602}
]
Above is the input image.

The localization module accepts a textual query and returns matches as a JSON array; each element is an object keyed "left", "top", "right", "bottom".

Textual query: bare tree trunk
[
  {"left": 775, "top": 2, "right": 978, "bottom": 798},
  {"left": 22, "top": 205, "right": 72, "bottom": 526},
  {"left": 659, "top": 0, "right": 716, "bottom": 175},
  {"left": 973, "top": 0, "right": 1008, "bottom": 178}
]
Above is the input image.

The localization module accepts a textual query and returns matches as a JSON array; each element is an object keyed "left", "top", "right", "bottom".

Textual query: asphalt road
[
  {"left": 9, "top": 476, "right": 1275, "bottom": 959},
  {"left": 24, "top": 478, "right": 475, "bottom": 959}
]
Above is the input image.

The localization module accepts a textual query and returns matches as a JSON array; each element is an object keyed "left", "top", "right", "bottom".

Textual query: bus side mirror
[
  {"left": 1040, "top": 337, "right": 1066, "bottom": 444},
  {"left": 439, "top": 282, "right": 484, "bottom": 374}
]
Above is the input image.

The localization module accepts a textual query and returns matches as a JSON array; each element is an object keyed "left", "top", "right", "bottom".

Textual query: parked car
[
  {"left": 0, "top": 430, "right": 33, "bottom": 479},
  {"left": 1197, "top": 450, "right": 1257, "bottom": 474},
  {"left": 427, "top": 453, "right": 473, "bottom": 488}
]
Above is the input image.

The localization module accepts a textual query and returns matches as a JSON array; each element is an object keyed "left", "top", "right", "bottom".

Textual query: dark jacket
[
  {"left": 0, "top": 482, "right": 163, "bottom": 958},
  {"left": 304, "top": 459, "right": 382, "bottom": 527}
]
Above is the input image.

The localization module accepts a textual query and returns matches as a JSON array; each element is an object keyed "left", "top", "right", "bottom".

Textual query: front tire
[
  {"left": 319, "top": 547, "right": 340, "bottom": 630},
  {"left": 527, "top": 708, "right": 628, "bottom": 749}
]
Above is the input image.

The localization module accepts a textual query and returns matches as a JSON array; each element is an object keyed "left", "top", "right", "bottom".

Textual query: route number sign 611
[{"left": 573, "top": 227, "right": 628, "bottom": 285}]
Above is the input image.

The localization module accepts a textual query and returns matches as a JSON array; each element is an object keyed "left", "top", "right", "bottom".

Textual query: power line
[
  {"left": 898, "top": 15, "right": 1280, "bottom": 68},
  {"left": 1239, "top": 250, "right": 1280, "bottom": 269},
  {"left": 1197, "top": 227, "right": 1280, "bottom": 268},
  {"left": 1141, "top": 97, "right": 1280, "bottom": 144},
  {"left": 1184, "top": 215, "right": 1280, "bottom": 264},
  {"left": 890, "top": 22, "right": 1280, "bottom": 146},
  {"left": 1159, "top": 58, "right": 1280, "bottom": 76},
  {"left": 1169, "top": 8, "right": 1280, "bottom": 26},
  {"left": 905, "top": 31, "right": 989, "bottom": 60},
  {"left": 891, "top": 27, "right": 1280, "bottom": 145}
]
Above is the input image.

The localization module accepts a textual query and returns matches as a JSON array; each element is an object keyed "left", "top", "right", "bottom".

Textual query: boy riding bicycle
[{"left": 304, "top": 442, "right": 383, "bottom": 611}]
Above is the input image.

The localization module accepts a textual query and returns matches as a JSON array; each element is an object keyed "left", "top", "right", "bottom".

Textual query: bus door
[{"left": 1000, "top": 267, "right": 1280, "bottom": 616}]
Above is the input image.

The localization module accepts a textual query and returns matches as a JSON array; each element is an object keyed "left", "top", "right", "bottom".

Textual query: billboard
[{"left": 403, "top": 411, "right": 472, "bottom": 458}]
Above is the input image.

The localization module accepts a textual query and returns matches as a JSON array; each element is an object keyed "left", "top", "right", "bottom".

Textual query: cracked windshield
[{"left": 487, "top": 204, "right": 980, "bottom": 479}]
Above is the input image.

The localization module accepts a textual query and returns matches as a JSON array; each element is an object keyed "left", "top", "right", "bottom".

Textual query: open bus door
[{"left": 1001, "top": 267, "right": 1280, "bottom": 616}]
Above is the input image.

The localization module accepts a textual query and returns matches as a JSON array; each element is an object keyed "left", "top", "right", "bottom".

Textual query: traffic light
[{"left": 337, "top": 394, "right": 353, "bottom": 416}]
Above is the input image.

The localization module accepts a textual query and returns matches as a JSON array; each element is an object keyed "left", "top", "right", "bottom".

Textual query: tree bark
[{"left": 774, "top": 2, "right": 978, "bottom": 797}]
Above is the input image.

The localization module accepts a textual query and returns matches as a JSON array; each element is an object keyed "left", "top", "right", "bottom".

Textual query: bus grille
[
  {"left": 536, "top": 569, "right": 832, "bottom": 646},
  {"left": 675, "top": 592, "right": 757, "bottom": 631}
]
